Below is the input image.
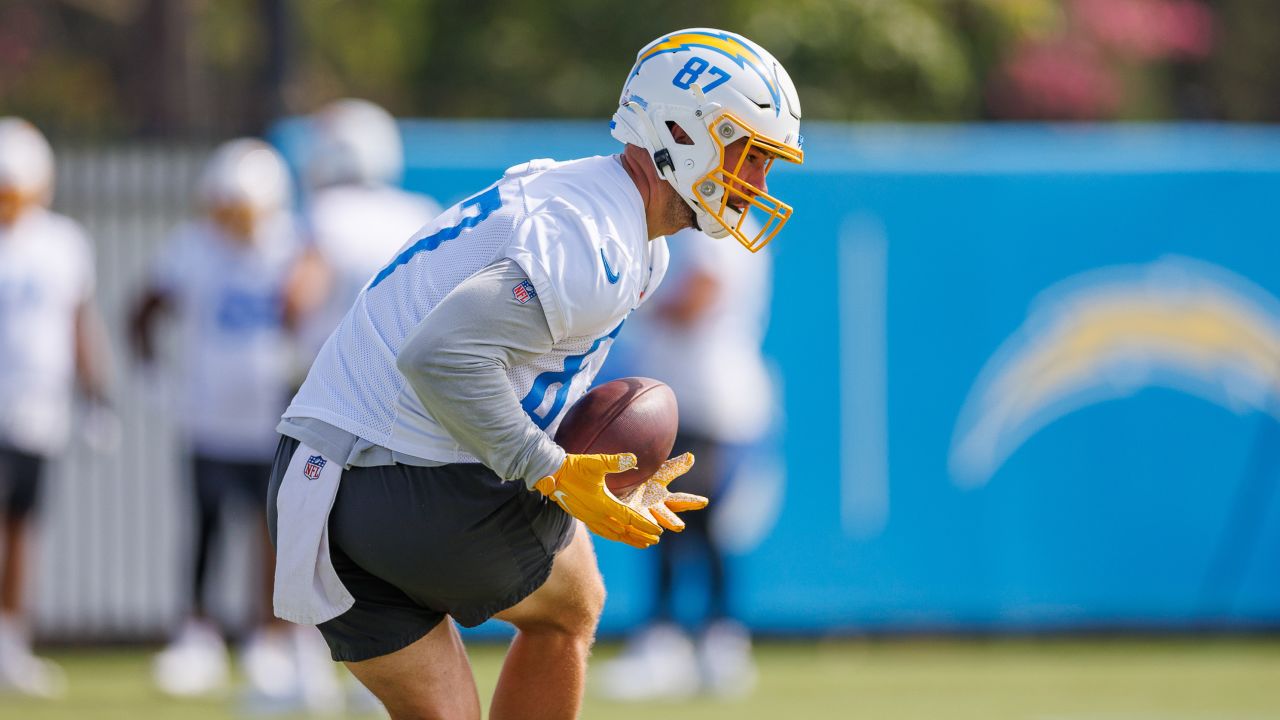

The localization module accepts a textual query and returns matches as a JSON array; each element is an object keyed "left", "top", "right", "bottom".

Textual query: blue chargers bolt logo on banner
[
  {"left": 949, "top": 255, "right": 1280, "bottom": 488},
  {"left": 303, "top": 455, "right": 327, "bottom": 481}
]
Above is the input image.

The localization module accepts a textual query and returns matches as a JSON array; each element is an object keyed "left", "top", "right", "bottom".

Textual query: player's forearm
[
  {"left": 396, "top": 259, "right": 565, "bottom": 486},
  {"left": 281, "top": 246, "right": 333, "bottom": 332},
  {"left": 74, "top": 301, "right": 113, "bottom": 404},
  {"left": 403, "top": 350, "right": 564, "bottom": 485},
  {"left": 129, "top": 289, "right": 169, "bottom": 363}
]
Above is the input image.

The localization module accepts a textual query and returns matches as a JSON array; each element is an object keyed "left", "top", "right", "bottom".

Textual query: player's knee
[
  {"left": 577, "top": 568, "right": 606, "bottom": 630},
  {"left": 558, "top": 568, "right": 606, "bottom": 638},
  {"left": 525, "top": 568, "right": 605, "bottom": 639}
]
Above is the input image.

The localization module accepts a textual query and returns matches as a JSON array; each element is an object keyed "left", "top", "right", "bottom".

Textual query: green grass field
[{"left": 1, "top": 638, "right": 1277, "bottom": 719}]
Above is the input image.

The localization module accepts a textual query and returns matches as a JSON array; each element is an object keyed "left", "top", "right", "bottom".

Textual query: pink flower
[{"left": 1074, "top": 0, "right": 1214, "bottom": 60}]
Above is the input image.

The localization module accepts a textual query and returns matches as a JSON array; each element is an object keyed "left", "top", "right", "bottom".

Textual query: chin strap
[{"left": 652, "top": 148, "right": 675, "bottom": 175}]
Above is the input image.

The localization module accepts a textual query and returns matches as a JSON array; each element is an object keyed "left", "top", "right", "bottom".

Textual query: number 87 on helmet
[{"left": 610, "top": 28, "right": 805, "bottom": 252}]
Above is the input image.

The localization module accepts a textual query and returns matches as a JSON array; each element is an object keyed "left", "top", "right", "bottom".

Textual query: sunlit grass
[{"left": 0, "top": 637, "right": 1276, "bottom": 719}]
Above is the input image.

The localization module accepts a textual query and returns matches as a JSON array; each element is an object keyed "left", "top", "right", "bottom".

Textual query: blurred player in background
[
  {"left": 129, "top": 139, "right": 336, "bottom": 712},
  {"left": 267, "top": 27, "right": 801, "bottom": 719},
  {"left": 283, "top": 98, "right": 441, "bottom": 364},
  {"left": 0, "top": 118, "right": 112, "bottom": 698},
  {"left": 600, "top": 226, "right": 774, "bottom": 700}
]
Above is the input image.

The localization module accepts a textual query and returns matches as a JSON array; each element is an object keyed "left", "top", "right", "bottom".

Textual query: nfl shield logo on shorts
[
  {"left": 303, "top": 454, "right": 327, "bottom": 481},
  {"left": 512, "top": 279, "right": 537, "bottom": 304}
]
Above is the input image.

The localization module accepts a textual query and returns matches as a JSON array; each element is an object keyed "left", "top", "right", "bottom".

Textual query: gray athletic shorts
[{"left": 266, "top": 435, "right": 574, "bottom": 662}]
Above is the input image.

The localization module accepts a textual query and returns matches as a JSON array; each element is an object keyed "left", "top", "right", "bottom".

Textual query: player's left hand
[
  {"left": 619, "top": 453, "right": 708, "bottom": 531},
  {"left": 81, "top": 400, "right": 122, "bottom": 454}
]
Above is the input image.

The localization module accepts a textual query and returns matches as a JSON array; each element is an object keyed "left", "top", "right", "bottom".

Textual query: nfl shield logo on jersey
[
  {"left": 512, "top": 279, "right": 537, "bottom": 304},
  {"left": 303, "top": 454, "right": 327, "bottom": 480}
]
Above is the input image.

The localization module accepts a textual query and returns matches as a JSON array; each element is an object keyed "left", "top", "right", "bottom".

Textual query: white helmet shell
[
  {"left": 0, "top": 117, "right": 55, "bottom": 205},
  {"left": 611, "top": 28, "right": 803, "bottom": 251},
  {"left": 198, "top": 138, "right": 292, "bottom": 216},
  {"left": 307, "top": 98, "right": 404, "bottom": 188}
]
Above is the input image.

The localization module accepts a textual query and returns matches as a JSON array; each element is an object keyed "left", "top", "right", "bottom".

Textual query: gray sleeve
[{"left": 395, "top": 258, "right": 565, "bottom": 487}]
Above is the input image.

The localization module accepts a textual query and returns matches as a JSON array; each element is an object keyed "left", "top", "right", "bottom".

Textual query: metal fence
[{"left": 34, "top": 144, "right": 262, "bottom": 642}]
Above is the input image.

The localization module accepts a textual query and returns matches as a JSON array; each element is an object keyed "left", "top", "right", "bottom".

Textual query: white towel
[{"left": 272, "top": 444, "right": 354, "bottom": 625}]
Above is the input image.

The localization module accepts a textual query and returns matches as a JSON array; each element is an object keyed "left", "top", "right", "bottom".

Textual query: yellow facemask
[{"left": 692, "top": 111, "right": 804, "bottom": 253}]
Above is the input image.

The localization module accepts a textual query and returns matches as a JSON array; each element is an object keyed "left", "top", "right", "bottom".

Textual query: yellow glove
[
  {"left": 618, "top": 453, "right": 708, "bottom": 531},
  {"left": 535, "top": 453, "right": 663, "bottom": 549}
]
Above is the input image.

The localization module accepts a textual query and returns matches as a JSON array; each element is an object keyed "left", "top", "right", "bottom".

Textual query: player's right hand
[{"left": 534, "top": 453, "right": 663, "bottom": 549}]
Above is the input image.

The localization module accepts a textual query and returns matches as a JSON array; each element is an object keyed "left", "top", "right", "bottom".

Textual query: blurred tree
[
  {"left": 290, "top": 0, "right": 433, "bottom": 116},
  {"left": 332, "top": 0, "right": 760, "bottom": 118},
  {"left": 0, "top": 0, "right": 1275, "bottom": 138},
  {"left": 0, "top": 1, "right": 130, "bottom": 137},
  {"left": 745, "top": 0, "right": 982, "bottom": 120},
  {"left": 1208, "top": 0, "right": 1280, "bottom": 121}
]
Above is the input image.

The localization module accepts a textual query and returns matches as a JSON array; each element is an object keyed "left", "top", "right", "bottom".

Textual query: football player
[
  {"left": 282, "top": 98, "right": 443, "bottom": 365},
  {"left": 0, "top": 117, "right": 112, "bottom": 699},
  {"left": 129, "top": 139, "right": 335, "bottom": 711},
  {"left": 268, "top": 28, "right": 803, "bottom": 718}
]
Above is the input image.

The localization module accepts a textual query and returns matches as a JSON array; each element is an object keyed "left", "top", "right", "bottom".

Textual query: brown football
[{"left": 554, "top": 377, "right": 678, "bottom": 495}]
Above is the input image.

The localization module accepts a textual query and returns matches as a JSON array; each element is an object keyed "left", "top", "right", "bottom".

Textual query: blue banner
[{"left": 274, "top": 120, "right": 1280, "bottom": 632}]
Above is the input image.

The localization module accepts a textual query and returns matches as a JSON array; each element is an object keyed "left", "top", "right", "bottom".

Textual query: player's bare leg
[
  {"left": 257, "top": 518, "right": 291, "bottom": 629},
  {"left": 244, "top": 516, "right": 340, "bottom": 714},
  {"left": 0, "top": 516, "right": 65, "bottom": 698},
  {"left": 0, "top": 517, "right": 28, "bottom": 615},
  {"left": 344, "top": 617, "right": 480, "bottom": 720},
  {"left": 490, "top": 521, "right": 605, "bottom": 720}
]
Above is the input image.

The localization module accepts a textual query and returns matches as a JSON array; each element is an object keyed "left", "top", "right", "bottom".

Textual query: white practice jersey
[
  {"left": 300, "top": 184, "right": 442, "bottom": 358},
  {"left": 0, "top": 209, "right": 95, "bottom": 455},
  {"left": 152, "top": 216, "right": 302, "bottom": 461},
  {"left": 285, "top": 156, "right": 669, "bottom": 464},
  {"left": 624, "top": 227, "right": 774, "bottom": 443}
]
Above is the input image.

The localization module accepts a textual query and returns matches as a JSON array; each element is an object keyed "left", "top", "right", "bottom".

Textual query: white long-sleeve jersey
[
  {"left": 298, "top": 184, "right": 442, "bottom": 360},
  {"left": 281, "top": 156, "right": 668, "bottom": 483}
]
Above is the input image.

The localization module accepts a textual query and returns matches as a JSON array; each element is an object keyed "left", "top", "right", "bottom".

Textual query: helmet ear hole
[{"left": 664, "top": 121, "right": 696, "bottom": 146}]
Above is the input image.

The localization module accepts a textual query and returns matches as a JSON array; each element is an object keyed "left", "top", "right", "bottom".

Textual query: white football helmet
[
  {"left": 197, "top": 138, "right": 292, "bottom": 238},
  {"left": 612, "top": 28, "right": 804, "bottom": 252},
  {"left": 306, "top": 98, "right": 404, "bottom": 189},
  {"left": 0, "top": 117, "right": 55, "bottom": 222}
]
